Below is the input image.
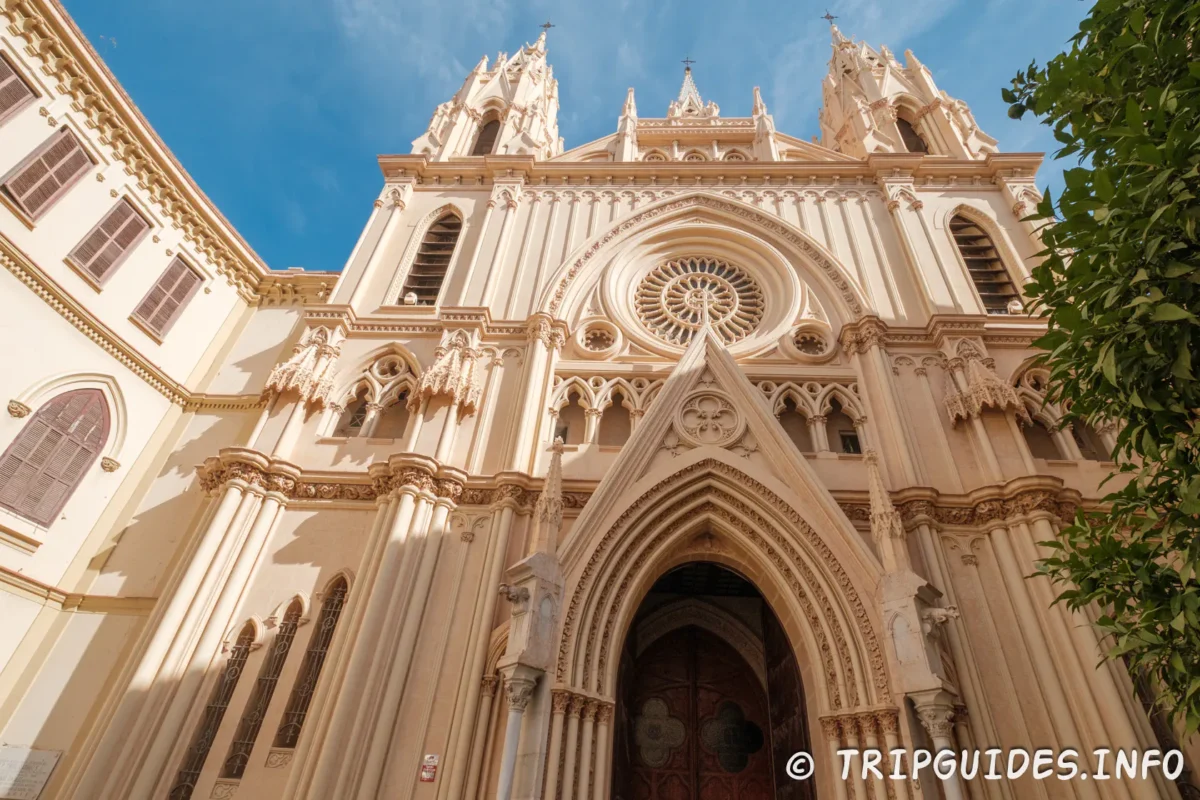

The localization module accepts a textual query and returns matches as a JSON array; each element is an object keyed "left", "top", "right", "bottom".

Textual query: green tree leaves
[{"left": 1008, "top": 0, "right": 1200, "bottom": 733}]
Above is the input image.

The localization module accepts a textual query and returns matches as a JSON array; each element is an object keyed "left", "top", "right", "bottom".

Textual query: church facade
[{"left": 0, "top": 2, "right": 1186, "bottom": 799}]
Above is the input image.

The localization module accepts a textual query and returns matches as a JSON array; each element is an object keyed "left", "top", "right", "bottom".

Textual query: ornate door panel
[{"left": 619, "top": 627, "right": 774, "bottom": 800}]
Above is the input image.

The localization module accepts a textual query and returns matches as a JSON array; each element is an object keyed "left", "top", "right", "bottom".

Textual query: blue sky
[{"left": 61, "top": 0, "right": 1087, "bottom": 273}]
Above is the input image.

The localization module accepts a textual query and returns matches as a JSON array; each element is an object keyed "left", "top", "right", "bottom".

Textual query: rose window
[{"left": 635, "top": 257, "right": 764, "bottom": 346}]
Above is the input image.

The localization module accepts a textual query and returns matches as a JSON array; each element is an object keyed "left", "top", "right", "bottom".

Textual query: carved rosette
[
  {"left": 7, "top": 400, "right": 31, "bottom": 418},
  {"left": 410, "top": 330, "right": 482, "bottom": 416},
  {"left": 263, "top": 326, "right": 341, "bottom": 408},
  {"left": 100, "top": 457, "right": 120, "bottom": 472}
]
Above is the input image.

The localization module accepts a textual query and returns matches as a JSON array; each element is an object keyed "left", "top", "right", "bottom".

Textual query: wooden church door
[{"left": 616, "top": 626, "right": 774, "bottom": 800}]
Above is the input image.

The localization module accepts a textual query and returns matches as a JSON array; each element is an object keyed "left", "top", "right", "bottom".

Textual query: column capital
[{"left": 504, "top": 677, "right": 537, "bottom": 711}]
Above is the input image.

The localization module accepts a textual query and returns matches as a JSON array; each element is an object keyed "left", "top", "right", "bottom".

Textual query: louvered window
[
  {"left": 0, "top": 389, "right": 108, "bottom": 526},
  {"left": 471, "top": 119, "right": 500, "bottom": 156},
  {"left": 399, "top": 214, "right": 461, "bottom": 306},
  {"left": 170, "top": 624, "right": 255, "bottom": 800},
  {"left": 1, "top": 128, "right": 92, "bottom": 219},
  {"left": 896, "top": 117, "right": 928, "bottom": 154},
  {"left": 0, "top": 53, "right": 36, "bottom": 126},
  {"left": 222, "top": 602, "right": 303, "bottom": 779},
  {"left": 132, "top": 257, "right": 202, "bottom": 336},
  {"left": 950, "top": 215, "right": 1019, "bottom": 314},
  {"left": 274, "top": 579, "right": 348, "bottom": 748},
  {"left": 68, "top": 199, "right": 150, "bottom": 284}
]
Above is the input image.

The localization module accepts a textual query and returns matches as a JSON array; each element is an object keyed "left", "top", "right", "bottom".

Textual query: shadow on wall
[{"left": 15, "top": 513, "right": 359, "bottom": 798}]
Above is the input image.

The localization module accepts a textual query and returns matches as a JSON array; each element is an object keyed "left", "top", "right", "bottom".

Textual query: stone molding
[
  {"left": 0, "top": 0, "right": 277, "bottom": 298},
  {"left": 818, "top": 708, "right": 902, "bottom": 741},
  {"left": 0, "top": 564, "right": 155, "bottom": 614}
]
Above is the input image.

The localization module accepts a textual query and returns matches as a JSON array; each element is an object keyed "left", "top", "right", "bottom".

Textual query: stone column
[
  {"left": 583, "top": 408, "right": 601, "bottom": 445},
  {"left": 135, "top": 458, "right": 297, "bottom": 798},
  {"left": 558, "top": 696, "right": 583, "bottom": 800},
  {"left": 884, "top": 196, "right": 937, "bottom": 317},
  {"left": 357, "top": 477, "right": 461, "bottom": 798},
  {"left": 913, "top": 698, "right": 966, "bottom": 800},
  {"left": 508, "top": 318, "right": 562, "bottom": 473},
  {"left": 463, "top": 676, "right": 501, "bottom": 800},
  {"left": 349, "top": 186, "right": 407, "bottom": 308},
  {"left": 839, "top": 713, "right": 869, "bottom": 800},
  {"left": 855, "top": 713, "right": 887, "bottom": 800},
  {"left": 542, "top": 690, "right": 570, "bottom": 800},
  {"left": 877, "top": 710, "right": 912, "bottom": 800},
  {"left": 820, "top": 717, "right": 850, "bottom": 800},
  {"left": 72, "top": 478, "right": 247, "bottom": 798},
  {"left": 457, "top": 199, "right": 496, "bottom": 306},
  {"left": 359, "top": 402, "right": 385, "bottom": 438},
  {"left": 497, "top": 677, "right": 538, "bottom": 800},
  {"left": 591, "top": 703, "right": 613, "bottom": 800},
  {"left": 442, "top": 497, "right": 518, "bottom": 800},
  {"left": 808, "top": 415, "right": 830, "bottom": 453},
  {"left": 575, "top": 700, "right": 597, "bottom": 800}
]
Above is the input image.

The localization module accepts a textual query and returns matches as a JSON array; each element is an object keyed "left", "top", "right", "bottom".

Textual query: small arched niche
[
  {"left": 777, "top": 396, "right": 813, "bottom": 453},
  {"left": 597, "top": 389, "right": 632, "bottom": 448}
]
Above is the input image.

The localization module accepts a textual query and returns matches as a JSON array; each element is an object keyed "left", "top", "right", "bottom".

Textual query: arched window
[
  {"left": 222, "top": 601, "right": 303, "bottom": 778},
  {"left": 554, "top": 390, "right": 588, "bottom": 444},
  {"left": 0, "top": 389, "right": 109, "bottom": 526},
  {"left": 471, "top": 119, "right": 501, "bottom": 156},
  {"left": 949, "top": 214, "right": 1019, "bottom": 314},
  {"left": 896, "top": 116, "right": 928, "bottom": 154},
  {"left": 170, "top": 623, "right": 256, "bottom": 800},
  {"left": 597, "top": 390, "right": 632, "bottom": 447},
  {"left": 1022, "top": 419, "right": 1063, "bottom": 460},
  {"left": 333, "top": 389, "right": 369, "bottom": 437},
  {"left": 372, "top": 393, "right": 412, "bottom": 439},
  {"left": 399, "top": 213, "right": 462, "bottom": 306},
  {"left": 825, "top": 399, "right": 861, "bottom": 454},
  {"left": 274, "top": 578, "right": 349, "bottom": 749},
  {"left": 1072, "top": 422, "right": 1108, "bottom": 461},
  {"left": 777, "top": 397, "right": 813, "bottom": 453}
]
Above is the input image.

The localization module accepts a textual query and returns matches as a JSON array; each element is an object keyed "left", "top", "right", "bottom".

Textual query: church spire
[{"left": 667, "top": 60, "right": 719, "bottom": 119}]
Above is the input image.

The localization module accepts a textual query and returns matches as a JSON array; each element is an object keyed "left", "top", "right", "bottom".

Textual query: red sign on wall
[{"left": 419, "top": 755, "right": 439, "bottom": 782}]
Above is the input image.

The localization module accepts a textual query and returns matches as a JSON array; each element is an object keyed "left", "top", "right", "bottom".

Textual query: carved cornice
[
  {"left": 0, "top": 0, "right": 276, "bottom": 296},
  {"left": 837, "top": 481, "right": 1084, "bottom": 528}
]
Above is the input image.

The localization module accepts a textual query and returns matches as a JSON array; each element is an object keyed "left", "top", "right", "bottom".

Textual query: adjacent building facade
[{"left": 0, "top": 2, "right": 1189, "bottom": 798}]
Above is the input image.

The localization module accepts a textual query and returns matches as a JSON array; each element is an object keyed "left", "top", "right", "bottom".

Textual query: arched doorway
[{"left": 611, "top": 562, "right": 816, "bottom": 800}]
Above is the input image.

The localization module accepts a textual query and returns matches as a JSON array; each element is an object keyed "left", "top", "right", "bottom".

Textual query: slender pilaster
[
  {"left": 496, "top": 677, "right": 536, "bottom": 800},
  {"left": 541, "top": 690, "right": 570, "bottom": 800},
  {"left": 913, "top": 697, "right": 966, "bottom": 800},
  {"left": 463, "top": 676, "right": 501, "bottom": 800}
]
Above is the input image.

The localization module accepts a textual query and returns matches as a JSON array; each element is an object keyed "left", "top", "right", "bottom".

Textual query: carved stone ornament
[
  {"left": 264, "top": 749, "right": 294, "bottom": 769},
  {"left": 263, "top": 326, "right": 340, "bottom": 408},
  {"left": 921, "top": 606, "right": 961, "bottom": 637},
  {"left": 505, "top": 677, "right": 537, "bottom": 711},
  {"left": 410, "top": 329, "right": 481, "bottom": 416},
  {"left": 7, "top": 400, "right": 31, "bottom": 418},
  {"left": 100, "top": 457, "right": 120, "bottom": 472},
  {"left": 916, "top": 703, "right": 956, "bottom": 740},
  {"left": 635, "top": 257, "right": 764, "bottom": 347},
  {"left": 676, "top": 390, "right": 745, "bottom": 448},
  {"left": 942, "top": 339, "right": 1028, "bottom": 425}
]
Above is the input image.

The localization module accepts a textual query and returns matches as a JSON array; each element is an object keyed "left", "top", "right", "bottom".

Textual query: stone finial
[
  {"left": 409, "top": 330, "right": 481, "bottom": 416},
  {"left": 533, "top": 437, "right": 565, "bottom": 554},
  {"left": 263, "top": 326, "right": 339, "bottom": 408},
  {"left": 865, "top": 450, "right": 907, "bottom": 573},
  {"left": 623, "top": 87, "right": 637, "bottom": 119}
]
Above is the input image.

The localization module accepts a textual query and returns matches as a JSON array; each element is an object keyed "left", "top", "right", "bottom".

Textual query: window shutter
[
  {"left": 3, "top": 130, "right": 91, "bottom": 218},
  {"left": 133, "top": 258, "right": 202, "bottom": 335},
  {"left": 69, "top": 199, "right": 150, "bottom": 281},
  {"left": 0, "top": 54, "right": 35, "bottom": 124},
  {"left": 0, "top": 389, "right": 108, "bottom": 526},
  {"left": 399, "top": 213, "right": 462, "bottom": 305}
]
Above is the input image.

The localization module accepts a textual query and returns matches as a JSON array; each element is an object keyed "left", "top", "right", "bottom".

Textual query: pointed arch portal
[{"left": 613, "top": 561, "right": 816, "bottom": 800}]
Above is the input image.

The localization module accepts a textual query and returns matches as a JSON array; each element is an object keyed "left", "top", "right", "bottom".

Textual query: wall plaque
[{"left": 0, "top": 745, "right": 61, "bottom": 800}]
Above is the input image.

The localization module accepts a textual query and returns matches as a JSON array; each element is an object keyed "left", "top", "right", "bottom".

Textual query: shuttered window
[
  {"left": 68, "top": 199, "right": 150, "bottom": 283},
  {"left": 471, "top": 119, "right": 500, "bottom": 156},
  {"left": 896, "top": 117, "right": 928, "bottom": 154},
  {"left": 0, "top": 53, "right": 36, "bottom": 125},
  {"left": 398, "top": 213, "right": 461, "bottom": 306},
  {"left": 132, "top": 257, "right": 202, "bottom": 336},
  {"left": 1, "top": 129, "right": 92, "bottom": 219},
  {"left": 274, "top": 579, "right": 349, "bottom": 748},
  {"left": 949, "top": 214, "right": 1019, "bottom": 313},
  {"left": 0, "top": 389, "right": 109, "bottom": 526}
]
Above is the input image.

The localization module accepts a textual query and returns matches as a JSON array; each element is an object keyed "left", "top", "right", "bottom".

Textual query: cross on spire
[
  {"left": 821, "top": 10, "right": 838, "bottom": 23},
  {"left": 540, "top": 20, "right": 555, "bottom": 32},
  {"left": 681, "top": 56, "right": 696, "bottom": 69}
]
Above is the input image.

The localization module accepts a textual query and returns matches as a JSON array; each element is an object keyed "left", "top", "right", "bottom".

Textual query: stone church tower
[{"left": 0, "top": 4, "right": 1190, "bottom": 800}]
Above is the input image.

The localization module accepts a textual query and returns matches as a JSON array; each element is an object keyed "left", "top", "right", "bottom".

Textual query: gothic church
[{"left": 0, "top": 2, "right": 1182, "bottom": 799}]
